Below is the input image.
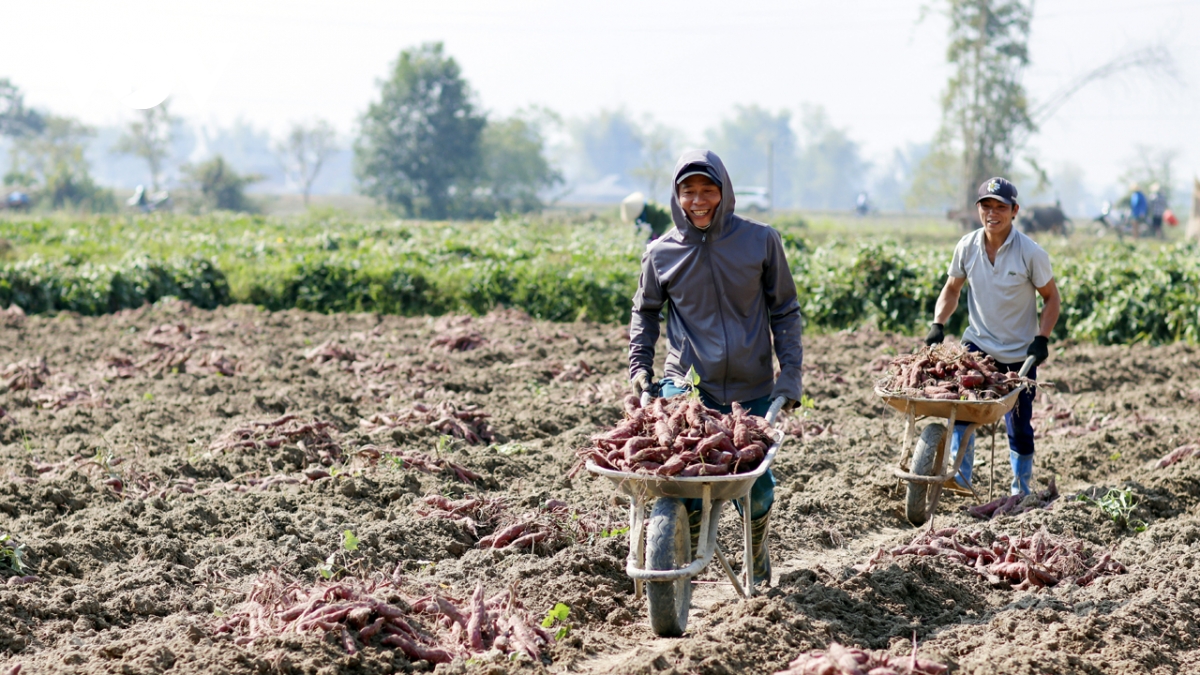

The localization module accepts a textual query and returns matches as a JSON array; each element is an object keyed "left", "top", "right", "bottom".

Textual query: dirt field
[{"left": 1, "top": 302, "right": 1198, "bottom": 675}]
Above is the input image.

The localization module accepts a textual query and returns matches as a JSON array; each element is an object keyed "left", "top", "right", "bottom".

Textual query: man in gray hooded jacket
[{"left": 628, "top": 149, "right": 803, "bottom": 585}]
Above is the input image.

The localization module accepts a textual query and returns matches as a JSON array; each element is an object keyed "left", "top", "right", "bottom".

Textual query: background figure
[
  {"left": 620, "top": 192, "right": 673, "bottom": 242},
  {"left": 855, "top": 191, "right": 870, "bottom": 216},
  {"left": 1128, "top": 184, "right": 1148, "bottom": 238},
  {"left": 1148, "top": 183, "right": 1167, "bottom": 238}
]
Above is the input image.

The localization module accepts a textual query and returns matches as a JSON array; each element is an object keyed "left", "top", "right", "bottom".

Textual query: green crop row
[{"left": 0, "top": 212, "right": 1197, "bottom": 345}]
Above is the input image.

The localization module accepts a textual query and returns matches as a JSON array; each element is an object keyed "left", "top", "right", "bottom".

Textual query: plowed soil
[{"left": 1, "top": 301, "right": 1199, "bottom": 675}]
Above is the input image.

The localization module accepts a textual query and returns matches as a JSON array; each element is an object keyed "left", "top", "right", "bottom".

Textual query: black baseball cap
[
  {"left": 976, "top": 177, "right": 1018, "bottom": 205},
  {"left": 676, "top": 164, "right": 722, "bottom": 187}
]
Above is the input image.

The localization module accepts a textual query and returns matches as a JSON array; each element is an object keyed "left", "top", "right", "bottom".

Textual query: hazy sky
[{"left": 3, "top": 0, "right": 1197, "bottom": 196}]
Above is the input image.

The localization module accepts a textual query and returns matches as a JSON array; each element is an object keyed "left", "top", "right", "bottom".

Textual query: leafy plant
[
  {"left": 318, "top": 529, "right": 364, "bottom": 579},
  {"left": 1076, "top": 488, "right": 1147, "bottom": 532},
  {"left": 541, "top": 602, "right": 571, "bottom": 640},
  {"left": 0, "top": 534, "right": 26, "bottom": 573},
  {"left": 684, "top": 365, "right": 701, "bottom": 400}
]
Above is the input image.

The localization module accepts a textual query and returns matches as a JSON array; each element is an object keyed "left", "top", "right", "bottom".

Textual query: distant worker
[
  {"left": 855, "top": 191, "right": 870, "bottom": 216},
  {"left": 1148, "top": 183, "right": 1167, "bottom": 239},
  {"left": 925, "top": 177, "right": 1061, "bottom": 498},
  {"left": 620, "top": 192, "right": 673, "bottom": 242},
  {"left": 1128, "top": 183, "right": 1148, "bottom": 238}
]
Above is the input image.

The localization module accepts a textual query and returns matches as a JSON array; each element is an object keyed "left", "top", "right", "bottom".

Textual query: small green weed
[
  {"left": 541, "top": 602, "right": 571, "bottom": 640},
  {"left": 1076, "top": 488, "right": 1147, "bottom": 532},
  {"left": 0, "top": 534, "right": 26, "bottom": 573}
]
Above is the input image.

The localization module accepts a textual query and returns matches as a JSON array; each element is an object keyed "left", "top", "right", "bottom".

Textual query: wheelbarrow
[
  {"left": 876, "top": 356, "right": 1035, "bottom": 527},
  {"left": 585, "top": 397, "right": 785, "bottom": 637}
]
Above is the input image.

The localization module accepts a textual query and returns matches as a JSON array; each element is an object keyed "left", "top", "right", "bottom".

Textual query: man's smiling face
[
  {"left": 977, "top": 197, "right": 1018, "bottom": 236},
  {"left": 678, "top": 174, "right": 722, "bottom": 230}
]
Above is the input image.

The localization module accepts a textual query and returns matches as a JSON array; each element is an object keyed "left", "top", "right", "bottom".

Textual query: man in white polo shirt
[{"left": 924, "top": 177, "right": 1062, "bottom": 496}]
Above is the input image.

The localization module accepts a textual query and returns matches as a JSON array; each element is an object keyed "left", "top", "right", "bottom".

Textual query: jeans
[
  {"left": 658, "top": 378, "right": 776, "bottom": 519},
  {"left": 954, "top": 344, "right": 1037, "bottom": 457}
]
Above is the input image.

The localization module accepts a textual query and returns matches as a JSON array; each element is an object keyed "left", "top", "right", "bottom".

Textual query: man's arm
[
  {"left": 763, "top": 230, "right": 803, "bottom": 403},
  {"left": 1036, "top": 278, "right": 1060, "bottom": 337},
  {"left": 934, "top": 275, "right": 966, "bottom": 325},
  {"left": 629, "top": 251, "right": 664, "bottom": 384}
]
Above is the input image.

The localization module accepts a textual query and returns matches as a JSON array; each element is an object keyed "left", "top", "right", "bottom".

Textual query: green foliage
[
  {"left": 356, "top": 42, "right": 487, "bottom": 219},
  {"left": 182, "top": 155, "right": 261, "bottom": 213},
  {"left": 684, "top": 365, "right": 701, "bottom": 400},
  {"left": 541, "top": 602, "right": 571, "bottom": 640},
  {"left": 4, "top": 115, "right": 115, "bottom": 212},
  {"left": 479, "top": 114, "right": 563, "bottom": 214},
  {"left": 0, "top": 213, "right": 1198, "bottom": 347},
  {"left": 0, "top": 253, "right": 228, "bottom": 315},
  {"left": 1075, "top": 488, "right": 1146, "bottom": 532},
  {"left": 0, "top": 534, "right": 25, "bottom": 573}
]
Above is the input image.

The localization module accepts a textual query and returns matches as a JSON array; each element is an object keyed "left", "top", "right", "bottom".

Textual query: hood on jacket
[{"left": 670, "top": 149, "right": 736, "bottom": 238}]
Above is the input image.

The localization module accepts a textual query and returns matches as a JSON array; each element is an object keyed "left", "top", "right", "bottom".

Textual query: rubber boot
[
  {"left": 1010, "top": 451, "right": 1034, "bottom": 497},
  {"left": 750, "top": 510, "right": 772, "bottom": 586},
  {"left": 688, "top": 509, "right": 703, "bottom": 558},
  {"left": 947, "top": 425, "right": 976, "bottom": 492}
]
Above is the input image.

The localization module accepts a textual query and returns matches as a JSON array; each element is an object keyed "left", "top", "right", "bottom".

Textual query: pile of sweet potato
[
  {"left": 878, "top": 343, "right": 1023, "bottom": 401},
  {"left": 576, "top": 395, "right": 775, "bottom": 477}
]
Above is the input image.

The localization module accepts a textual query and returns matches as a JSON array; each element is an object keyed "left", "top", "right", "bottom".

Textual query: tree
[
  {"left": 794, "top": 104, "right": 871, "bottom": 210},
  {"left": 274, "top": 120, "right": 338, "bottom": 207},
  {"left": 569, "top": 109, "right": 644, "bottom": 184},
  {"left": 112, "top": 100, "right": 176, "bottom": 191},
  {"left": 356, "top": 42, "right": 486, "bottom": 219},
  {"left": 630, "top": 122, "right": 682, "bottom": 202},
  {"left": 480, "top": 113, "right": 562, "bottom": 214},
  {"left": 1118, "top": 145, "right": 1178, "bottom": 203},
  {"left": 918, "top": 0, "right": 1035, "bottom": 210},
  {"left": 0, "top": 78, "right": 44, "bottom": 139},
  {"left": 182, "top": 155, "right": 260, "bottom": 212},
  {"left": 3, "top": 115, "right": 113, "bottom": 211},
  {"left": 705, "top": 105, "right": 798, "bottom": 207}
]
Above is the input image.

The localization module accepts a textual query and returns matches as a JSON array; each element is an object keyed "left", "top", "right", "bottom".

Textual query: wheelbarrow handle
[
  {"left": 765, "top": 396, "right": 787, "bottom": 427},
  {"left": 1017, "top": 354, "right": 1037, "bottom": 379}
]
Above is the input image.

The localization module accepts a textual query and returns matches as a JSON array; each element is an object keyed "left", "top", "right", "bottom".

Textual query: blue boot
[
  {"left": 948, "top": 425, "right": 976, "bottom": 491},
  {"left": 1010, "top": 451, "right": 1034, "bottom": 496}
]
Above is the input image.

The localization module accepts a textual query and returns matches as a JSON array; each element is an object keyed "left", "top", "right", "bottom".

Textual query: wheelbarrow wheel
[
  {"left": 906, "top": 423, "right": 946, "bottom": 526},
  {"left": 645, "top": 497, "right": 692, "bottom": 637}
]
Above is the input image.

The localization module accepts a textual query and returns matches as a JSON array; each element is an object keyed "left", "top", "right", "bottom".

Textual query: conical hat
[{"left": 619, "top": 192, "right": 646, "bottom": 223}]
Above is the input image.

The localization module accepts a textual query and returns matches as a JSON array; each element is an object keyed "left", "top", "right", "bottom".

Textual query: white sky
[{"left": 2, "top": 0, "right": 1198, "bottom": 193}]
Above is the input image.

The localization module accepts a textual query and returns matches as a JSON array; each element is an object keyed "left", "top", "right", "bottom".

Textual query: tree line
[{"left": 1, "top": 1, "right": 1178, "bottom": 218}]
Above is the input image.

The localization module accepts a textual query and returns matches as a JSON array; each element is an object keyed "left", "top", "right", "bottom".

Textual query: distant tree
[
  {"left": 0, "top": 78, "right": 44, "bottom": 139},
  {"left": 794, "top": 104, "right": 870, "bottom": 210},
  {"left": 182, "top": 155, "right": 261, "bottom": 212},
  {"left": 1118, "top": 145, "right": 1178, "bottom": 204},
  {"left": 3, "top": 114, "right": 114, "bottom": 211},
  {"left": 910, "top": 0, "right": 1034, "bottom": 211},
  {"left": 630, "top": 122, "right": 682, "bottom": 202},
  {"left": 274, "top": 120, "right": 338, "bottom": 206},
  {"left": 356, "top": 42, "right": 486, "bottom": 219},
  {"left": 705, "top": 105, "right": 798, "bottom": 207},
  {"left": 569, "top": 109, "right": 644, "bottom": 184},
  {"left": 480, "top": 113, "right": 562, "bottom": 214},
  {"left": 112, "top": 100, "right": 176, "bottom": 191}
]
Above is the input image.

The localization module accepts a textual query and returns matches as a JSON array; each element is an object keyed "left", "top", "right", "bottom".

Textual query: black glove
[
  {"left": 1027, "top": 335, "right": 1049, "bottom": 366},
  {"left": 924, "top": 323, "right": 945, "bottom": 346}
]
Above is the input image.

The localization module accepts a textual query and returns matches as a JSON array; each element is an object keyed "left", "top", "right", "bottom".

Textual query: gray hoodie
[{"left": 628, "top": 149, "right": 803, "bottom": 405}]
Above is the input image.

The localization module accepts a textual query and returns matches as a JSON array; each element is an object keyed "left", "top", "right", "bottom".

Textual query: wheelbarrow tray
[
  {"left": 585, "top": 430, "right": 782, "bottom": 501},
  {"left": 874, "top": 385, "right": 1026, "bottom": 425}
]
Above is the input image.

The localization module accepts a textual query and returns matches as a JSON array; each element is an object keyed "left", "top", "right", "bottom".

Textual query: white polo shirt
[{"left": 948, "top": 227, "right": 1054, "bottom": 363}]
